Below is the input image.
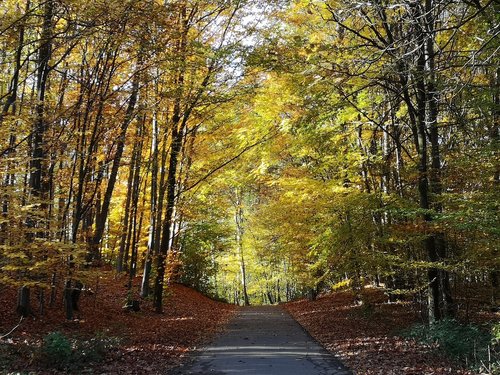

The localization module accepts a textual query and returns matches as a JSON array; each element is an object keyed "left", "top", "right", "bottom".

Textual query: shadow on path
[{"left": 177, "top": 305, "right": 351, "bottom": 375}]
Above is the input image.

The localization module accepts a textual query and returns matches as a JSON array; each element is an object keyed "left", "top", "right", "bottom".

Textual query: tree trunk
[
  {"left": 425, "top": 0, "right": 453, "bottom": 319},
  {"left": 30, "top": 0, "right": 53, "bottom": 205},
  {"left": 21, "top": 0, "right": 54, "bottom": 315},
  {"left": 16, "top": 286, "right": 31, "bottom": 317},
  {"left": 141, "top": 109, "right": 159, "bottom": 297},
  {"left": 89, "top": 56, "right": 141, "bottom": 262},
  {"left": 153, "top": 115, "right": 184, "bottom": 312},
  {"left": 490, "top": 66, "right": 499, "bottom": 306},
  {"left": 234, "top": 188, "right": 250, "bottom": 306},
  {"left": 414, "top": 1, "right": 441, "bottom": 322},
  {"left": 116, "top": 140, "right": 137, "bottom": 273},
  {"left": 0, "top": 0, "right": 29, "bottom": 123},
  {"left": 153, "top": 4, "right": 189, "bottom": 312},
  {"left": 127, "top": 113, "right": 145, "bottom": 286}
]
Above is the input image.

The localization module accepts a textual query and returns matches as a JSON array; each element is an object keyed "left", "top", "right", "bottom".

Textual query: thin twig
[{"left": 0, "top": 316, "right": 24, "bottom": 340}]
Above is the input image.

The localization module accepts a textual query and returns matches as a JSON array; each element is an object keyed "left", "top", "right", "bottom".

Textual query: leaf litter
[{"left": 0, "top": 272, "right": 236, "bottom": 374}]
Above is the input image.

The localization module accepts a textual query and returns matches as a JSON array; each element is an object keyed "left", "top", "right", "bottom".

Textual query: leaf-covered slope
[
  {"left": 285, "top": 289, "right": 477, "bottom": 375},
  {"left": 0, "top": 272, "right": 236, "bottom": 374}
]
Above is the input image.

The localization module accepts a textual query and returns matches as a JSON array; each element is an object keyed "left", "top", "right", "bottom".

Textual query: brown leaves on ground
[
  {"left": 0, "top": 273, "right": 236, "bottom": 374},
  {"left": 284, "top": 288, "right": 475, "bottom": 375}
]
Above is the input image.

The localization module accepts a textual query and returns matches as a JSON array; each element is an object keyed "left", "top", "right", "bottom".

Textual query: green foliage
[
  {"left": 179, "top": 238, "right": 218, "bottom": 295},
  {"left": 177, "top": 194, "right": 234, "bottom": 297},
  {"left": 40, "top": 331, "right": 72, "bottom": 369},
  {"left": 73, "top": 333, "right": 120, "bottom": 364},
  {"left": 492, "top": 323, "right": 500, "bottom": 374},
  {"left": 0, "top": 341, "right": 14, "bottom": 370},
  {"left": 38, "top": 331, "right": 118, "bottom": 370},
  {"left": 403, "top": 320, "right": 499, "bottom": 370},
  {"left": 492, "top": 323, "right": 500, "bottom": 344},
  {"left": 360, "top": 302, "right": 376, "bottom": 319}
]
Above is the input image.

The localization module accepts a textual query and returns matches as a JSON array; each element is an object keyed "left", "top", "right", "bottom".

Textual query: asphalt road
[{"left": 178, "top": 305, "right": 351, "bottom": 375}]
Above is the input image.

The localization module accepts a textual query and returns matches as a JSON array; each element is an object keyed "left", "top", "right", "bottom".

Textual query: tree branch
[{"left": 178, "top": 130, "right": 277, "bottom": 197}]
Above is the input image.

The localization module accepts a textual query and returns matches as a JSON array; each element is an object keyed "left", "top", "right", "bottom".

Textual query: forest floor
[
  {"left": 1, "top": 276, "right": 497, "bottom": 374},
  {"left": 0, "top": 273, "right": 236, "bottom": 374},
  {"left": 284, "top": 287, "right": 497, "bottom": 375}
]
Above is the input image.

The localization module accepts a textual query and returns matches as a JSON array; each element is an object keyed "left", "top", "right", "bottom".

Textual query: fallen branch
[{"left": 0, "top": 316, "right": 24, "bottom": 340}]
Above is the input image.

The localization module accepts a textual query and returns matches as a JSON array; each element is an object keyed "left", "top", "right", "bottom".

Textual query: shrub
[
  {"left": 490, "top": 323, "right": 500, "bottom": 374},
  {"left": 73, "top": 333, "right": 119, "bottom": 363},
  {"left": 403, "top": 319, "right": 499, "bottom": 371},
  {"left": 492, "top": 322, "right": 500, "bottom": 344},
  {"left": 40, "top": 331, "right": 72, "bottom": 369},
  {"left": 0, "top": 341, "right": 14, "bottom": 370},
  {"left": 39, "top": 331, "right": 119, "bottom": 370}
]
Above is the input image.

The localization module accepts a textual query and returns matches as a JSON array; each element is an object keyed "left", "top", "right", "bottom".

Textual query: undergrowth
[
  {"left": 403, "top": 319, "right": 499, "bottom": 374},
  {"left": 38, "top": 331, "right": 119, "bottom": 371}
]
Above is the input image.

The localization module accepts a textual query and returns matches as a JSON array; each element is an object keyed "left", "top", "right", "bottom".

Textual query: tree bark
[
  {"left": 29, "top": 0, "right": 53, "bottom": 203},
  {"left": 414, "top": 0, "right": 441, "bottom": 322},
  {"left": 153, "top": 113, "right": 184, "bottom": 312}
]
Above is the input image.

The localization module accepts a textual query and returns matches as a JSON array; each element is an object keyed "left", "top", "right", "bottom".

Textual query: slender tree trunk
[
  {"left": 234, "top": 188, "right": 250, "bottom": 306},
  {"left": 117, "top": 142, "right": 137, "bottom": 272},
  {"left": 90, "top": 56, "right": 141, "bottom": 262},
  {"left": 141, "top": 109, "right": 159, "bottom": 297},
  {"left": 24, "top": 0, "right": 54, "bottom": 317},
  {"left": 153, "top": 4, "right": 189, "bottom": 312},
  {"left": 127, "top": 113, "right": 145, "bottom": 283},
  {"left": 148, "top": 126, "right": 169, "bottom": 302},
  {"left": 30, "top": 0, "right": 53, "bottom": 204},
  {"left": 425, "top": 0, "right": 454, "bottom": 318},
  {"left": 414, "top": 1, "right": 441, "bottom": 322},
  {"left": 0, "top": 0, "right": 29, "bottom": 123},
  {"left": 153, "top": 116, "right": 183, "bottom": 312},
  {"left": 1, "top": 1, "right": 29, "bottom": 244},
  {"left": 490, "top": 67, "right": 499, "bottom": 305}
]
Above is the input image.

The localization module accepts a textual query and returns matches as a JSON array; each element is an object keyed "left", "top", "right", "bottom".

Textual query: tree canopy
[{"left": 0, "top": 0, "right": 498, "bottom": 323}]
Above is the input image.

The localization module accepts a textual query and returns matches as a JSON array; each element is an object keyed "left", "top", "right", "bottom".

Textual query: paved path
[{"left": 179, "top": 306, "right": 351, "bottom": 375}]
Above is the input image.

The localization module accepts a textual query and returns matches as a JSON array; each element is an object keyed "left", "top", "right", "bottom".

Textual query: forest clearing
[{"left": 0, "top": 0, "right": 498, "bottom": 373}]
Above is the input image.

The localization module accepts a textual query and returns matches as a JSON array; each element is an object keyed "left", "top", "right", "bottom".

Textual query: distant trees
[
  {"left": 226, "top": 0, "right": 498, "bottom": 321},
  {"left": 179, "top": 0, "right": 498, "bottom": 317}
]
